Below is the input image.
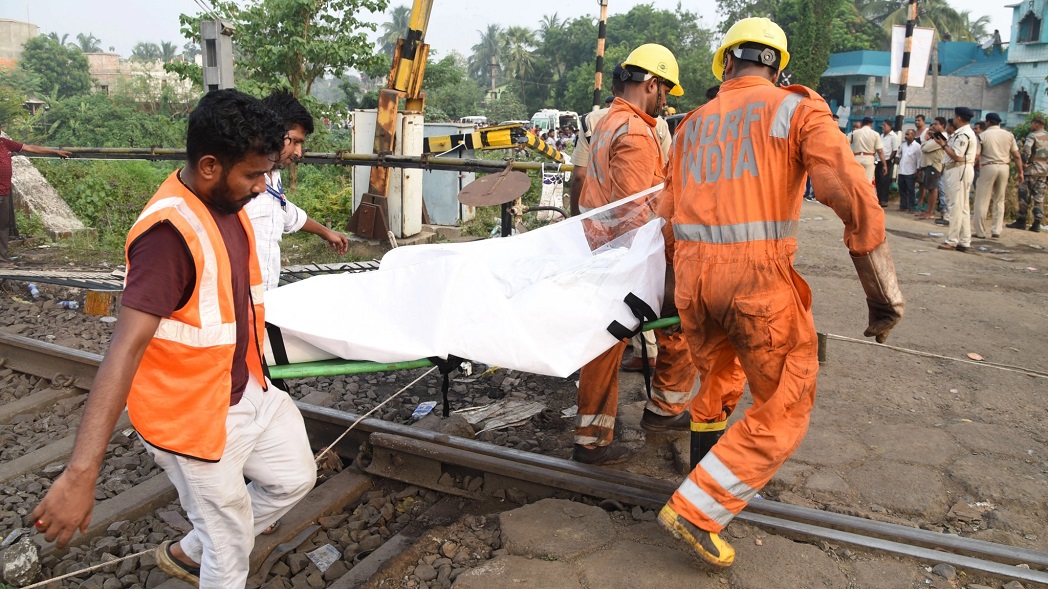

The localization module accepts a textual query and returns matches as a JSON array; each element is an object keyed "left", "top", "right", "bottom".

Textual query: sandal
[
  {"left": 155, "top": 540, "right": 200, "bottom": 585},
  {"left": 261, "top": 519, "right": 281, "bottom": 535}
]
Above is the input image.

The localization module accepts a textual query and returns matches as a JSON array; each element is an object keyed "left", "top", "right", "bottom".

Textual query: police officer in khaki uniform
[
  {"left": 936, "top": 107, "right": 977, "bottom": 251},
  {"left": 850, "top": 116, "right": 887, "bottom": 182},
  {"left": 1008, "top": 113, "right": 1048, "bottom": 232},
  {"left": 973, "top": 113, "right": 1023, "bottom": 238}
]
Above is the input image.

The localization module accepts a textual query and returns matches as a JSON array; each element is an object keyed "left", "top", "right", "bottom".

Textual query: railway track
[{"left": 1, "top": 331, "right": 1046, "bottom": 588}]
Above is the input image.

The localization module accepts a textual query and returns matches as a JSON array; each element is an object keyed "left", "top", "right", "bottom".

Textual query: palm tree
[
  {"left": 160, "top": 41, "right": 179, "bottom": 63},
  {"left": 76, "top": 33, "right": 102, "bottom": 53},
  {"left": 960, "top": 11, "right": 992, "bottom": 42},
  {"left": 503, "top": 26, "right": 536, "bottom": 105},
  {"left": 378, "top": 6, "right": 412, "bottom": 57},
  {"left": 860, "top": 0, "right": 987, "bottom": 42},
  {"left": 131, "top": 42, "right": 162, "bottom": 62},
  {"left": 469, "top": 24, "right": 505, "bottom": 91},
  {"left": 538, "top": 13, "right": 562, "bottom": 41},
  {"left": 46, "top": 32, "right": 70, "bottom": 46}
]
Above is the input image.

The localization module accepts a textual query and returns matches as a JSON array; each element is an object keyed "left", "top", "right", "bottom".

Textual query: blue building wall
[{"left": 1008, "top": 0, "right": 1048, "bottom": 124}]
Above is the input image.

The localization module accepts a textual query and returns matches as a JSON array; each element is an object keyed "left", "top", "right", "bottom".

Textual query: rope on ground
[
  {"left": 825, "top": 333, "right": 1048, "bottom": 379},
  {"left": 21, "top": 547, "right": 153, "bottom": 589},
  {"left": 313, "top": 365, "right": 438, "bottom": 463}
]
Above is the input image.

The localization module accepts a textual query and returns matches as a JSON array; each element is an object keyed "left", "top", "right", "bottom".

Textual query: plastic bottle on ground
[
  {"left": 27, "top": 283, "right": 40, "bottom": 299},
  {"left": 58, "top": 301, "right": 79, "bottom": 310}
]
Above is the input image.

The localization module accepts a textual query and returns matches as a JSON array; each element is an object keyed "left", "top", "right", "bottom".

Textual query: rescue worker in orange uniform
[
  {"left": 572, "top": 44, "right": 700, "bottom": 465},
  {"left": 655, "top": 18, "right": 904, "bottom": 567}
]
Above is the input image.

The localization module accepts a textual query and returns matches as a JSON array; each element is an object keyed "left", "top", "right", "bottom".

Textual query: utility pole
[
  {"left": 894, "top": 0, "right": 917, "bottom": 133},
  {"left": 200, "top": 20, "right": 235, "bottom": 93},
  {"left": 592, "top": 0, "right": 609, "bottom": 111}
]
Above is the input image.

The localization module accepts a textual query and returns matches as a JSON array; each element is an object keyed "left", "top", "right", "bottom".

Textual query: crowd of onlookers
[{"left": 844, "top": 109, "right": 1046, "bottom": 252}]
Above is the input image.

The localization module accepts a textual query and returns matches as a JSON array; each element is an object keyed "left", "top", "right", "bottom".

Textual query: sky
[{"left": 0, "top": 0, "right": 1017, "bottom": 64}]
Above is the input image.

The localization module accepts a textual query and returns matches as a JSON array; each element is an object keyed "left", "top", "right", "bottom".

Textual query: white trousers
[
  {"left": 144, "top": 376, "right": 316, "bottom": 588},
  {"left": 630, "top": 331, "right": 657, "bottom": 357},
  {"left": 973, "top": 163, "right": 1009, "bottom": 237},
  {"left": 856, "top": 155, "right": 876, "bottom": 182},
  {"left": 944, "top": 166, "right": 974, "bottom": 248}
]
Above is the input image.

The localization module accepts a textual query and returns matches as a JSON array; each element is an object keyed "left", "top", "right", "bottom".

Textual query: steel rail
[
  {"left": 2, "top": 334, "right": 1044, "bottom": 584},
  {"left": 299, "top": 404, "right": 1048, "bottom": 584},
  {"left": 0, "top": 332, "right": 102, "bottom": 390}
]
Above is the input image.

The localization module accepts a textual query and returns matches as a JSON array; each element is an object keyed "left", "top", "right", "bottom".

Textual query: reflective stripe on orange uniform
[
  {"left": 575, "top": 98, "right": 698, "bottom": 447},
  {"left": 125, "top": 171, "right": 268, "bottom": 462},
  {"left": 657, "top": 76, "right": 885, "bottom": 531}
]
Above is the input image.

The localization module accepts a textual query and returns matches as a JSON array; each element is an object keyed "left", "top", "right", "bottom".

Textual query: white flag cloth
[{"left": 263, "top": 185, "right": 667, "bottom": 377}]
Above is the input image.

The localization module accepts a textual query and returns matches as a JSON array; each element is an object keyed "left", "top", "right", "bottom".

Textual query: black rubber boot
[
  {"left": 1007, "top": 218, "right": 1027, "bottom": 230},
  {"left": 1030, "top": 220, "right": 1042, "bottom": 232},
  {"left": 690, "top": 430, "right": 724, "bottom": 470}
]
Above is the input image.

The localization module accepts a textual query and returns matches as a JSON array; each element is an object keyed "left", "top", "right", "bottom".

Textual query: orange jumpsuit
[
  {"left": 658, "top": 77, "right": 885, "bottom": 531},
  {"left": 575, "top": 98, "right": 699, "bottom": 448}
]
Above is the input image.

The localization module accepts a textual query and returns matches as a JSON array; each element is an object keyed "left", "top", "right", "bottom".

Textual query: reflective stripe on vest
[
  {"left": 673, "top": 219, "right": 797, "bottom": 243},
  {"left": 676, "top": 452, "right": 759, "bottom": 528},
  {"left": 770, "top": 93, "right": 804, "bottom": 139},
  {"left": 139, "top": 195, "right": 223, "bottom": 329}
]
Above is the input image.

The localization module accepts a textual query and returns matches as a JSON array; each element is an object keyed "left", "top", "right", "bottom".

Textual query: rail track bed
[{"left": 0, "top": 326, "right": 1046, "bottom": 588}]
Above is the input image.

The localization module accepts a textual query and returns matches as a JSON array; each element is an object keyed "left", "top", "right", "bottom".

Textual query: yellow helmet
[
  {"left": 621, "top": 43, "right": 684, "bottom": 96},
  {"left": 712, "top": 17, "right": 791, "bottom": 82}
]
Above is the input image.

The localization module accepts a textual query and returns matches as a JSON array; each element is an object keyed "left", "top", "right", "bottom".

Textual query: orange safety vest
[
  {"left": 662, "top": 76, "right": 883, "bottom": 259},
  {"left": 124, "top": 171, "right": 267, "bottom": 462},
  {"left": 579, "top": 98, "right": 665, "bottom": 247}
]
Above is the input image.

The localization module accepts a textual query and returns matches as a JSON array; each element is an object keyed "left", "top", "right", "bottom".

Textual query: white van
[
  {"left": 459, "top": 116, "right": 488, "bottom": 127},
  {"left": 529, "top": 109, "right": 580, "bottom": 134}
]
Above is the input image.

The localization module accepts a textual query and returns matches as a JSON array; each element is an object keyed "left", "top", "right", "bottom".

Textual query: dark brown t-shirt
[{"left": 122, "top": 183, "right": 251, "bottom": 405}]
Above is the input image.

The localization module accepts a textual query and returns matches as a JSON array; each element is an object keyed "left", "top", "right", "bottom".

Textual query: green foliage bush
[
  {"left": 46, "top": 94, "right": 188, "bottom": 148},
  {"left": 34, "top": 160, "right": 178, "bottom": 253},
  {"left": 291, "top": 163, "right": 355, "bottom": 229}
]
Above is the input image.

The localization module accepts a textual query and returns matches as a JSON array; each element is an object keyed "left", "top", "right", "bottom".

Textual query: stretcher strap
[
  {"left": 427, "top": 355, "right": 464, "bottom": 417},
  {"left": 265, "top": 322, "right": 290, "bottom": 366},
  {"left": 263, "top": 322, "right": 291, "bottom": 391},
  {"left": 606, "top": 293, "right": 659, "bottom": 399}
]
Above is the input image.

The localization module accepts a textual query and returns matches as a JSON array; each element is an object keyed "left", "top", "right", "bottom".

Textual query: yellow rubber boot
[{"left": 658, "top": 504, "right": 735, "bottom": 568}]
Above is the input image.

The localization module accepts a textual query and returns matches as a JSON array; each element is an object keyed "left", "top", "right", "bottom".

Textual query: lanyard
[{"left": 266, "top": 175, "right": 286, "bottom": 209}]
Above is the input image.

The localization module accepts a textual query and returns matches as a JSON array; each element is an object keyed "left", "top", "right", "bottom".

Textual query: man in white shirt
[
  {"left": 896, "top": 129, "right": 922, "bottom": 210},
  {"left": 246, "top": 91, "right": 349, "bottom": 290},
  {"left": 875, "top": 120, "right": 899, "bottom": 206},
  {"left": 914, "top": 114, "right": 930, "bottom": 143}
]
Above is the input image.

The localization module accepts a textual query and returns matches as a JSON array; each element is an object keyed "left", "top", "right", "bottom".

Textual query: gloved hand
[{"left": 850, "top": 240, "right": 904, "bottom": 343}]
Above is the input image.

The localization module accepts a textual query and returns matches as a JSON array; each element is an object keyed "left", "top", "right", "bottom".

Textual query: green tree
[
  {"left": 0, "top": 85, "right": 26, "bottom": 128},
  {"left": 785, "top": 0, "right": 844, "bottom": 88},
  {"left": 19, "top": 36, "right": 93, "bottom": 99},
  {"left": 182, "top": 42, "right": 201, "bottom": 61},
  {"left": 469, "top": 24, "right": 505, "bottom": 91},
  {"left": 378, "top": 5, "right": 411, "bottom": 57},
  {"left": 75, "top": 33, "right": 102, "bottom": 53},
  {"left": 858, "top": 0, "right": 989, "bottom": 42},
  {"left": 131, "top": 42, "right": 162, "bottom": 61},
  {"left": 173, "top": 0, "right": 389, "bottom": 99},
  {"left": 483, "top": 92, "right": 527, "bottom": 124},
  {"left": 46, "top": 32, "right": 71, "bottom": 46},
  {"left": 160, "top": 41, "right": 180, "bottom": 63},
  {"left": 425, "top": 53, "right": 485, "bottom": 121},
  {"left": 503, "top": 26, "right": 537, "bottom": 106}
]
